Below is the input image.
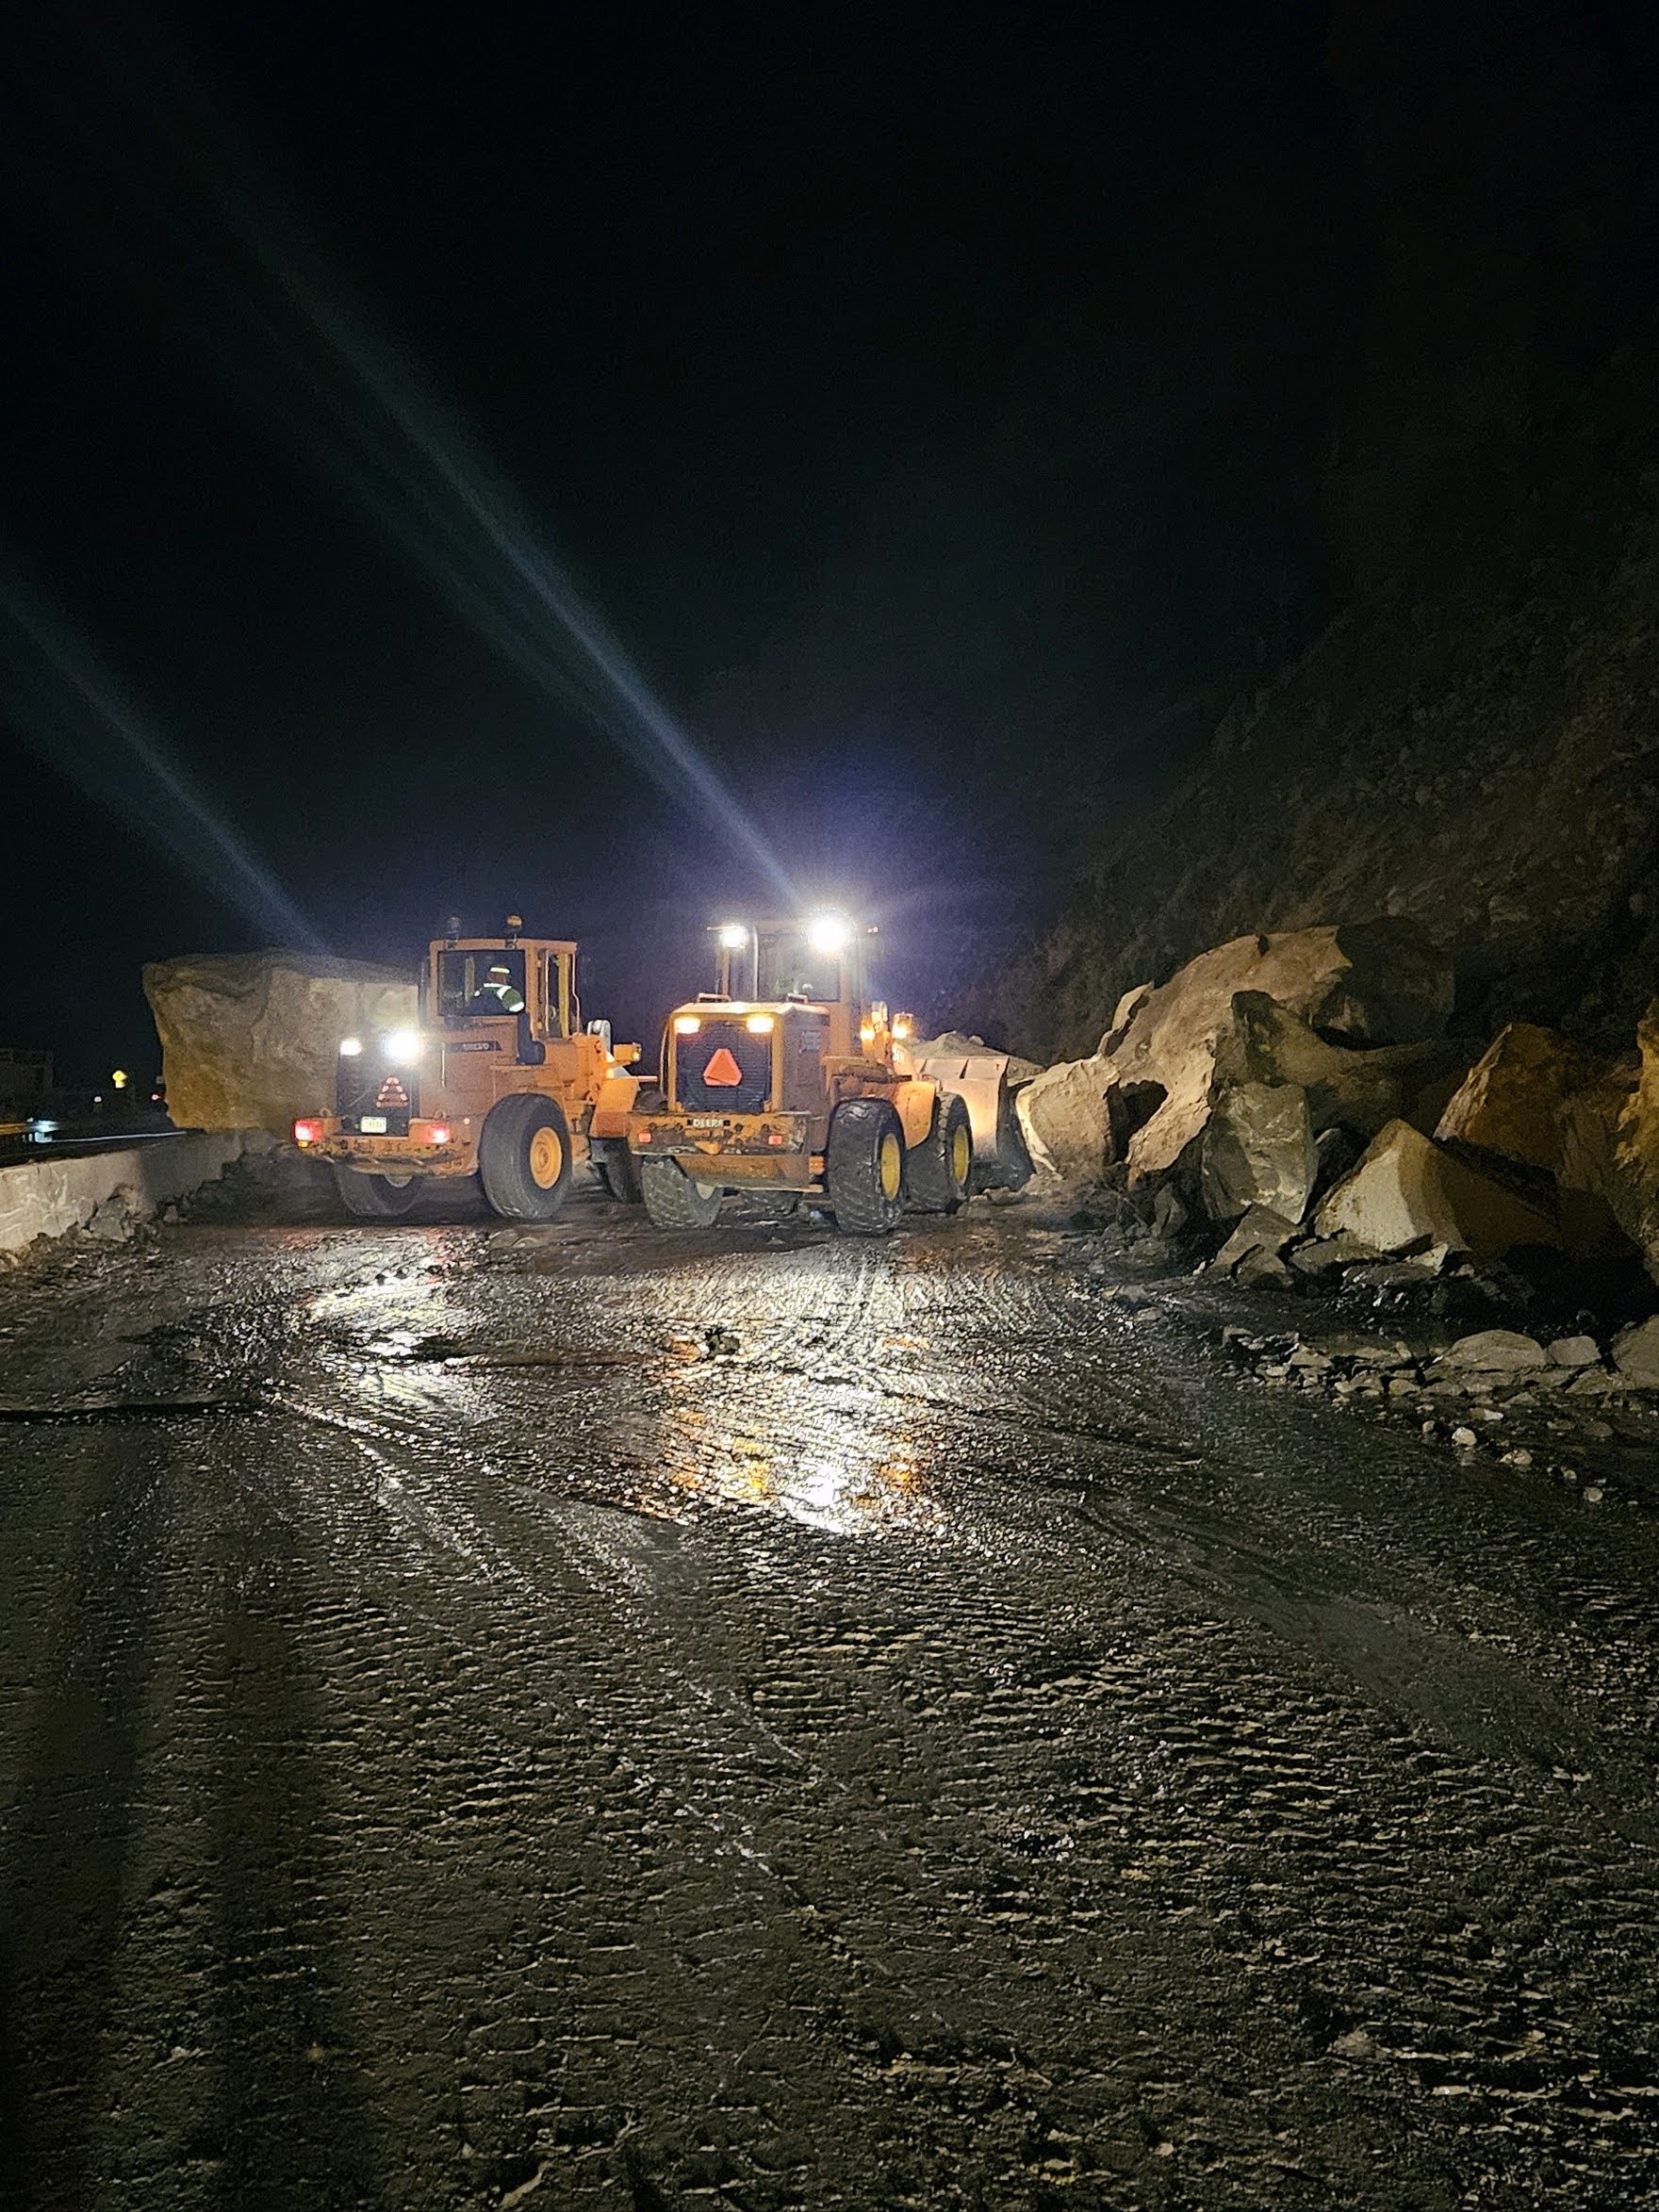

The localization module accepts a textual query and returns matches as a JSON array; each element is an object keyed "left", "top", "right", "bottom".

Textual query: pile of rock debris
[
  {"left": 1018, "top": 919, "right": 1658, "bottom": 1300},
  {"left": 1217, "top": 1317, "right": 1659, "bottom": 1508}
]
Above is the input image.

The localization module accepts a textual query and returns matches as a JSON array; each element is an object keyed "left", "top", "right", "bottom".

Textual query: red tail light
[
  {"left": 292, "top": 1118, "right": 324, "bottom": 1146},
  {"left": 429, "top": 1124, "right": 451, "bottom": 1146}
]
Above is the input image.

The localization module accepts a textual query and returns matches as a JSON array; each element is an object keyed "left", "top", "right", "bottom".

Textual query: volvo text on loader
[
  {"left": 626, "top": 913, "right": 1030, "bottom": 1235},
  {"left": 293, "top": 918, "right": 644, "bottom": 1221}
]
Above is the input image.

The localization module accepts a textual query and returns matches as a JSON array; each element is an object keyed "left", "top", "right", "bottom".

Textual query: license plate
[
  {"left": 688, "top": 1117, "right": 725, "bottom": 1128},
  {"left": 359, "top": 1115, "right": 388, "bottom": 1134}
]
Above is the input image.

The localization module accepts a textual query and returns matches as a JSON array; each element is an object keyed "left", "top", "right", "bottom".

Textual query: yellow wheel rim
[
  {"left": 950, "top": 1123, "right": 972, "bottom": 1187},
  {"left": 879, "top": 1131, "right": 902, "bottom": 1201},
  {"left": 529, "top": 1124, "right": 564, "bottom": 1188}
]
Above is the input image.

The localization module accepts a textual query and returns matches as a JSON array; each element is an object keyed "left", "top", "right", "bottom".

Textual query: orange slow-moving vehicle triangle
[{"left": 701, "top": 1046, "right": 744, "bottom": 1086}]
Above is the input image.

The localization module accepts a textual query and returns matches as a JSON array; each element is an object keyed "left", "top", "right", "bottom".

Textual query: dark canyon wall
[{"left": 986, "top": 0, "right": 1659, "bottom": 1060}]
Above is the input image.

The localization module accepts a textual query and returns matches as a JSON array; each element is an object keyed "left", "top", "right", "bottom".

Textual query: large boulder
[
  {"left": 1200, "top": 1083, "right": 1316, "bottom": 1223},
  {"left": 1105, "top": 921, "right": 1453, "bottom": 1184},
  {"left": 1436, "top": 1024, "right": 1631, "bottom": 1179},
  {"left": 144, "top": 952, "right": 418, "bottom": 1134},
  {"left": 1218, "top": 993, "right": 1472, "bottom": 1139},
  {"left": 1015, "top": 1054, "right": 1117, "bottom": 1182},
  {"left": 1612, "top": 1003, "right": 1659, "bottom": 1280},
  {"left": 1314, "top": 1118, "right": 1559, "bottom": 1260}
]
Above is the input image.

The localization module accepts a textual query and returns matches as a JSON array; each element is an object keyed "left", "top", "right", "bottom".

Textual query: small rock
[
  {"left": 1289, "top": 1236, "right": 1367, "bottom": 1276},
  {"left": 1501, "top": 1449, "right": 1534, "bottom": 1467},
  {"left": 1347, "top": 1258, "right": 1443, "bottom": 1290},
  {"left": 1583, "top": 1485, "right": 1605, "bottom": 1506},
  {"left": 1547, "top": 1335, "right": 1601, "bottom": 1369},
  {"left": 1443, "top": 1329, "right": 1548, "bottom": 1372},
  {"left": 1452, "top": 1426, "right": 1478, "bottom": 1449},
  {"left": 1211, "top": 1204, "right": 1301, "bottom": 1278},
  {"left": 1568, "top": 1368, "right": 1623, "bottom": 1396}
]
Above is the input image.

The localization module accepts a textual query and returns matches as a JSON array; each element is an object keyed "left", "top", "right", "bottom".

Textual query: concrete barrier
[{"left": 0, "top": 1130, "right": 267, "bottom": 1260}]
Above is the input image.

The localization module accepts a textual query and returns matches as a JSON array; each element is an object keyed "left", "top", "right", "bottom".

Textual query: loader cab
[
  {"left": 708, "top": 914, "right": 875, "bottom": 1059},
  {"left": 431, "top": 926, "right": 579, "bottom": 1057}
]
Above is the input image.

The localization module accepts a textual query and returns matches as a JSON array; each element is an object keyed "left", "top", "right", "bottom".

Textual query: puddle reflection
[{"left": 659, "top": 1398, "right": 944, "bottom": 1539}]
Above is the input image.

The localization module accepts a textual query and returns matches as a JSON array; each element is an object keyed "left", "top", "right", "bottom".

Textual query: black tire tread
[
  {"left": 826, "top": 1097, "right": 905, "bottom": 1236},
  {"left": 478, "top": 1092, "right": 574, "bottom": 1221},
  {"left": 640, "top": 1158, "right": 723, "bottom": 1229},
  {"left": 335, "top": 1165, "right": 421, "bottom": 1218},
  {"left": 906, "top": 1090, "right": 972, "bottom": 1214}
]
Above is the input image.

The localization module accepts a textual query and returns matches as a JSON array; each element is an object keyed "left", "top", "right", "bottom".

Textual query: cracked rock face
[
  {"left": 1200, "top": 1083, "right": 1317, "bottom": 1225},
  {"left": 144, "top": 953, "right": 418, "bottom": 1135},
  {"left": 1315, "top": 1119, "right": 1558, "bottom": 1261},
  {"left": 1105, "top": 922, "right": 1454, "bottom": 1185}
]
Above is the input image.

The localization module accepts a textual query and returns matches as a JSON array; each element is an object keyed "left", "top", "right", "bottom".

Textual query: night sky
[{"left": 0, "top": 2, "right": 1348, "bottom": 1083}]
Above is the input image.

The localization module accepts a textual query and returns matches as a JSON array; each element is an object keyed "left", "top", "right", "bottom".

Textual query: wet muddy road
[{"left": 3, "top": 1192, "right": 1658, "bottom": 2209}]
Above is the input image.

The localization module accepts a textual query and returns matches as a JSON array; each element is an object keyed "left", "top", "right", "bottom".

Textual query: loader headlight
[
  {"left": 673, "top": 1014, "right": 701, "bottom": 1035},
  {"left": 806, "top": 912, "right": 852, "bottom": 956},
  {"left": 717, "top": 923, "right": 750, "bottom": 950},
  {"left": 338, "top": 1036, "right": 364, "bottom": 1057},
  {"left": 746, "top": 1013, "right": 775, "bottom": 1034},
  {"left": 382, "top": 1029, "right": 422, "bottom": 1064}
]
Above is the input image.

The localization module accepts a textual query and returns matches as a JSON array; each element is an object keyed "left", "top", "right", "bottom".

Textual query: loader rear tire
[
  {"left": 335, "top": 1165, "right": 421, "bottom": 1219},
  {"left": 905, "top": 1090, "right": 972, "bottom": 1214},
  {"left": 479, "top": 1093, "right": 573, "bottom": 1221},
  {"left": 826, "top": 1097, "right": 906, "bottom": 1235},
  {"left": 592, "top": 1138, "right": 642, "bottom": 1204},
  {"left": 640, "top": 1158, "right": 723, "bottom": 1229}
]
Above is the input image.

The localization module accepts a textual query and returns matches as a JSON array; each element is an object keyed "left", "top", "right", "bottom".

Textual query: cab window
[
  {"left": 756, "top": 929, "right": 840, "bottom": 1003},
  {"left": 541, "top": 952, "right": 572, "bottom": 1037},
  {"left": 437, "top": 950, "right": 528, "bottom": 1019}
]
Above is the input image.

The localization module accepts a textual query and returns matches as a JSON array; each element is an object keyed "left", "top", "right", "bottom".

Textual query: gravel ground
[{"left": 2, "top": 1182, "right": 1657, "bottom": 2208}]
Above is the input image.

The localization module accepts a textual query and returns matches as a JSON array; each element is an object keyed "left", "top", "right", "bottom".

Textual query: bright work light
[
  {"left": 338, "top": 1036, "right": 364, "bottom": 1057},
  {"left": 806, "top": 912, "right": 852, "bottom": 956},
  {"left": 382, "top": 1029, "right": 422, "bottom": 1064},
  {"left": 717, "top": 922, "right": 750, "bottom": 950}
]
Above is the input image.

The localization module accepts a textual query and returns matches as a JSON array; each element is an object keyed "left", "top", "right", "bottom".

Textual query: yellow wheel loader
[
  {"left": 292, "top": 917, "right": 645, "bottom": 1221},
  {"left": 626, "top": 914, "right": 1030, "bottom": 1236}
]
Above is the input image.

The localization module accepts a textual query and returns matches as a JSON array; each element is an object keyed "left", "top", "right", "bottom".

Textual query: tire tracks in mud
[{"left": 6, "top": 1216, "right": 1659, "bottom": 2203}]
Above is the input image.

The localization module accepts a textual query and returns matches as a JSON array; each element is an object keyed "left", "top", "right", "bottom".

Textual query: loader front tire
[
  {"left": 826, "top": 1097, "right": 906, "bottom": 1235},
  {"left": 335, "top": 1165, "right": 421, "bottom": 1219},
  {"left": 479, "top": 1093, "right": 573, "bottom": 1221},
  {"left": 640, "top": 1158, "right": 723, "bottom": 1229},
  {"left": 906, "top": 1090, "right": 972, "bottom": 1214}
]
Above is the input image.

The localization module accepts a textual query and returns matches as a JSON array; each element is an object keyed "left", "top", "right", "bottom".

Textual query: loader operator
[{"left": 472, "top": 961, "right": 525, "bottom": 1015}]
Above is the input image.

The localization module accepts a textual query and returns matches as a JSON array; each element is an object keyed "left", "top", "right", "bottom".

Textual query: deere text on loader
[
  {"left": 293, "top": 917, "right": 644, "bottom": 1221},
  {"left": 627, "top": 913, "right": 1029, "bottom": 1235}
]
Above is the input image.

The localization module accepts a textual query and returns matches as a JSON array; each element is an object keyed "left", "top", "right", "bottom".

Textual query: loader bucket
[{"left": 912, "top": 1046, "right": 1033, "bottom": 1192}]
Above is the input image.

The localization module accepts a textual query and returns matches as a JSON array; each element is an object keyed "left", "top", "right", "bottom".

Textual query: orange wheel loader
[
  {"left": 626, "top": 912, "right": 1030, "bottom": 1236},
  {"left": 293, "top": 916, "right": 646, "bottom": 1221}
]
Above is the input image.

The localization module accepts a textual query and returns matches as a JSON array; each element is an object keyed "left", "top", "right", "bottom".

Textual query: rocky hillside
[
  {"left": 981, "top": 0, "right": 1659, "bottom": 1064},
  {"left": 1021, "top": 460, "right": 1659, "bottom": 1060}
]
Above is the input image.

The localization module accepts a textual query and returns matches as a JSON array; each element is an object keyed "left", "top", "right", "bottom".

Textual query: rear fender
[
  {"left": 888, "top": 1077, "right": 939, "bottom": 1151},
  {"left": 590, "top": 1070, "right": 642, "bottom": 1139}
]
